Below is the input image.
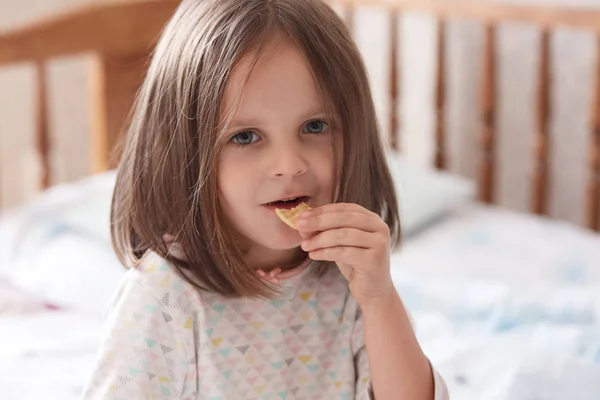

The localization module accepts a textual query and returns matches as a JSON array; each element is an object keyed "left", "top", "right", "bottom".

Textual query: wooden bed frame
[{"left": 0, "top": 0, "right": 599, "bottom": 231}]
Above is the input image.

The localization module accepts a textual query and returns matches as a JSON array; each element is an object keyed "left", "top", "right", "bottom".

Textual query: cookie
[{"left": 275, "top": 202, "right": 311, "bottom": 229}]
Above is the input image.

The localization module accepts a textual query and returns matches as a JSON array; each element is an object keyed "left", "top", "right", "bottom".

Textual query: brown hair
[{"left": 111, "top": 0, "right": 400, "bottom": 299}]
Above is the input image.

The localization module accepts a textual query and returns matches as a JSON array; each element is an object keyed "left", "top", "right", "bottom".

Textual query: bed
[{"left": 1, "top": 1, "right": 600, "bottom": 399}]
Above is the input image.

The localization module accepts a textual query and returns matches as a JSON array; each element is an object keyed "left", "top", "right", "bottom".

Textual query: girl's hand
[{"left": 296, "top": 203, "right": 396, "bottom": 307}]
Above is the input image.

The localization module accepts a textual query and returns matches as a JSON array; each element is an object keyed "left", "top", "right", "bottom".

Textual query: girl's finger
[
  {"left": 301, "top": 228, "right": 376, "bottom": 252},
  {"left": 296, "top": 210, "right": 380, "bottom": 233},
  {"left": 298, "top": 230, "right": 314, "bottom": 240}
]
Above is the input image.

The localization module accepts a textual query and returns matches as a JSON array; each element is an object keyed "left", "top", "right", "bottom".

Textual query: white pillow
[
  {"left": 7, "top": 231, "right": 125, "bottom": 317},
  {"left": 0, "top": 170, "right": 116, "bottom": 270},
  {"left": 385, "top": 152, "right": 476, "bottom": 236},
  {"left": 0, "top": 170, "right": 124, "bottom": 316}
]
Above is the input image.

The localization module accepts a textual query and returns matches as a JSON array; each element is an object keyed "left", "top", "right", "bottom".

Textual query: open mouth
[{"left": 264, "top": 196, "right": 310, "bottom": 210}]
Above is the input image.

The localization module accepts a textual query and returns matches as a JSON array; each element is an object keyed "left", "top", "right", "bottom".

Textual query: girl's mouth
[{"left": 263, "top": 196, "right": 310, "bottom": 210}]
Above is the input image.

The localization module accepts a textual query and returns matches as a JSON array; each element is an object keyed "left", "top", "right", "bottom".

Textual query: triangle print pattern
[{"left": 79, "top": 252, "right": 386, "bottom": 399}]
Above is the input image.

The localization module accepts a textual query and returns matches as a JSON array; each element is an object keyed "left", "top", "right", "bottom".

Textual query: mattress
[
  {"left": 0, "top": 309, "right": 103, "bottom": 400},
  {"left": 391, "top": 204, "right": 600, "bottom": 400}
]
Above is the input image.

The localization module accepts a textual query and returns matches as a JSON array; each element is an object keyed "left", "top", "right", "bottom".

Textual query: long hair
[{"left": 111, "top": 0, "right": 400, "bottom": 299}]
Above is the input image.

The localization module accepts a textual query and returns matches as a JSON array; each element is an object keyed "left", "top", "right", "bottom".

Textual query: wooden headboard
[
  {"left": 337, "top": 0, "right": 600, "bottom": 231},
  {"left": 1, "top": 0, "right": 599, "bottom": 231},
  {"left": 0, "top": 0, "right": 180, "bottom": 180}
]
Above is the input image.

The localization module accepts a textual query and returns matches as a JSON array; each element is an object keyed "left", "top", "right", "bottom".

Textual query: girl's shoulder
[{"left": 119, "top": 250, "right": 204, "bottom": 314}]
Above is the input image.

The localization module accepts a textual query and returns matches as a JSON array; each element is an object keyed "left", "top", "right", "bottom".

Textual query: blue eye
[
  {"left": 303, "top": 120, "right": 329, "bottom": 134},
  {"left": 231, "top": 131, "right": 259, "bottom": 145}
]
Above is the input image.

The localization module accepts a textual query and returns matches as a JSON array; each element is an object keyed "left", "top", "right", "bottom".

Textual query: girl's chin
[
  {"left": 266, "top": 237, "right": 303, "bottom": 251},
  {"left": 262, "top": 230, "right": 304, "bottom": 250}
]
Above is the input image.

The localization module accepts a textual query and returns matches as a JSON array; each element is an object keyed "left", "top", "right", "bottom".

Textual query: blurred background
[
  {"left": 1, "top": 0, "right": 600, "bottom": 399},
  {"left": 1, "top": 0, "right": 95, "bottom": 207}
]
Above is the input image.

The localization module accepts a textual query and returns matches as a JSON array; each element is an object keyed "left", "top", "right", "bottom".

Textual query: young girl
[{"left": 81, "top": 0, "right": 448, "bottom": 398}]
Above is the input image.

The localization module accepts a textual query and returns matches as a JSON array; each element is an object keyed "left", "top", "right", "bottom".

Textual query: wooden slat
[
  {"left": 479, "top": 23, "right": 497, "bottom": 203},
  {"left": 588, "top": 36, "right": 600, "bottom": 231},
  {"left": 90, "top": 52, "right": 148, "bottom": 172},
  {"left": 336, "top": 0, "right": 600, "bottom": 32},
  {"left": 35, "top": 61, "right": 50, "bottom": 189},
  {"left": 0, "top": 0, "right": 177, "bottom": 64},
  {"left": 434, "top": 19, "right": 447, "bottom": 169},
  {"left": 389, "top": 12, "right": 400, "bottom": 150},
  {"left": 532, "top": 29, "right": 552, "bottom": 215}
]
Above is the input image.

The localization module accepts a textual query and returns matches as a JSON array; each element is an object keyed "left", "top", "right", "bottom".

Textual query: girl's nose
[{"left": 270, "top": 144, "right": 308, "bottom": 178}]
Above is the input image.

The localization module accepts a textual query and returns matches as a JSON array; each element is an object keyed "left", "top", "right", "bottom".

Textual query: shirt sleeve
[
  {"left": 352, "top": 306, "right": 450, "bottom": 400},
  {"left": 79, "top": 272, "right": 195, "bottom": 399}
]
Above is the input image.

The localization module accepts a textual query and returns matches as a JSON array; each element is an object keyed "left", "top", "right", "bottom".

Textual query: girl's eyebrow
[
  {"left": 226, "top": 116, "right": 263, "bottom": 131},
  {"left": 297, "top": 108, "right": 330, "bottom": 120},
  {"left": 227, "top": 108, "right": 333, "bottom": 131}
]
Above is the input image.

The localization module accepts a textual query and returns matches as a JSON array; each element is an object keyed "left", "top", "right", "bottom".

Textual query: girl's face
[{"left": 218, "top": 36, "right": 341, "bottom": 263}]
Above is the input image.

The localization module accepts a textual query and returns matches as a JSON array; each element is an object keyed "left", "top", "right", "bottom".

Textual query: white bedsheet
[
  {"left": 0, "top": 310, "right": 103, "bottom": 400},
  {"left": 392, "top": 204, "right": 600, "bottom": 399}
]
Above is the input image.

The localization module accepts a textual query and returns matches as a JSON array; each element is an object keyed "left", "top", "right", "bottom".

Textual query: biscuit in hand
[{"left": 275, "top": 202, "right": 311, "bottom": 230}]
